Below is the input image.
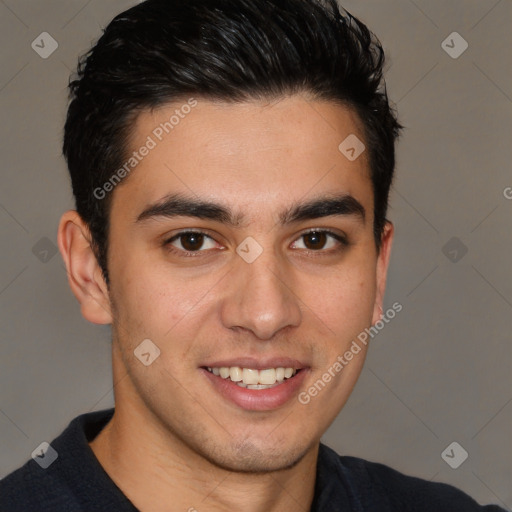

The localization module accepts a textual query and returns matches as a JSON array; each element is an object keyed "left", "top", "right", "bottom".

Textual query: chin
[{"left": 201, "top": 438, "right": 312, "bottom": 474}]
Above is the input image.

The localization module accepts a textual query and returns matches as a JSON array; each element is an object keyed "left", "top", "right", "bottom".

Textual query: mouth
[
  {"left": 200, "top": 362, "right": 308, "bottom": 411},
  {"left": 204, "top": 366, "right": 299, "bottom": 389}
]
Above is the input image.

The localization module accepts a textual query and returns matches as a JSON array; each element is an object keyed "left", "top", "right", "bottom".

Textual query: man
[{"left": 0, "top": 0, "right": 506, "bottom": 510}]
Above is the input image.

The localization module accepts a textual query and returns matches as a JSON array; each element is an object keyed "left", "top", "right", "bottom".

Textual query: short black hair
[{"left": 63, "top": 0, "right": 402, "bottom": 285}]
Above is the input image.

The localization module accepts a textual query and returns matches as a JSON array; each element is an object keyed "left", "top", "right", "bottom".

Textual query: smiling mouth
[{"left": 204, "top": 366, "right": 299, "bottom": 389}]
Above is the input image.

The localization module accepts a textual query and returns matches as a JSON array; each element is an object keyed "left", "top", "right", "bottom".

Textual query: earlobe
[
  {"left": 371, "top": 221, "right": 394, "bottom": 325},
  {"left": 57, "top": 210, "right": 112, "bottom": 325}
]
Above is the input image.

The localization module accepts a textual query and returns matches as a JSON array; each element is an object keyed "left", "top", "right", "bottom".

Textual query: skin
[{"left": 58, "top": 95, "right": 393, "bottom": 512}]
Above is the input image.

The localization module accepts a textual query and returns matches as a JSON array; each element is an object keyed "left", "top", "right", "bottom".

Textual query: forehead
[{"left": 112, "top": 96, "right": 372, "bottom": 221}]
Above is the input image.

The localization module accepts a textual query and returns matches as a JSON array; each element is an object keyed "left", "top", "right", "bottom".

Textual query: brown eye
[
  {"left": 179, "top": 232, "right": 205, "bottom": 251},
  {"left": 291, "top": 230, "right": 348, "bottom": 252},
  {"left": 165, "top": 231, "right": 217, "bottom": 253},
  {"left": 303, "top": 231, "right": 328, "bottom": 250}
]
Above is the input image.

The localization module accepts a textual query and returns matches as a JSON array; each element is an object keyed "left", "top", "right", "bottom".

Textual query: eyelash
[{"left": 162, "top": 229, "right": 350, "bottom": 257}]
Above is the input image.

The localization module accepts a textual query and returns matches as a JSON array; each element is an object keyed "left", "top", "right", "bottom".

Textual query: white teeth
[
  {"left": 207, "top": 366, "right": 298, "bottom": 386},
  {"left": 259, "top": 368, "right": 277, "bottom": 385},
  {"left": 229, "top": 367, "right": 243, "bottom": 382},
  {"left": 247, "top": 383, "right": 279, "bottom": 390},
  {"left": 242, "top": 368, "right": 259, "bottom": 385}
]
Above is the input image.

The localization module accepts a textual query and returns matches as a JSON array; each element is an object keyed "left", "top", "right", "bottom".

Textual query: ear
[
  {"left": 57, "top": 210, "right": 112, "bottom": 325},
  {"left": 371, "top": 221, "right": 394, "bottom": 325}
]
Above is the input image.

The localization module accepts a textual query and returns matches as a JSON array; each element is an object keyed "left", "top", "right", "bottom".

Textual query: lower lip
[{"left": 201, "top": 368, "right": 308, "bottom": 411}]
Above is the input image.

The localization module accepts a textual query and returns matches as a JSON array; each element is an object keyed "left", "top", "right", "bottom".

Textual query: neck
[
  {"left": 88, "top": 338, "right": 319, "bottom": 511},
  {"left": 89, "top": 403, "right": 318, "bottom": 512}
]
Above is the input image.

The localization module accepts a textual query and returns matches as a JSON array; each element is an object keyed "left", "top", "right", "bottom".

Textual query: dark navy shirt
[{"left": 0, "top": 408, "right": 506, "bottom": 511}]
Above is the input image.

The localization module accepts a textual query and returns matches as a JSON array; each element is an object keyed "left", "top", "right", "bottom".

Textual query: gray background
[{"left": 0, "top": 0, "right": 510, "bottom": 508}]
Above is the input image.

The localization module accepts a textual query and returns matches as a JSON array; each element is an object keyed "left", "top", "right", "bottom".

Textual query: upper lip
[{"left": 201, "top": 357, "right": 307, "bottom": 370}]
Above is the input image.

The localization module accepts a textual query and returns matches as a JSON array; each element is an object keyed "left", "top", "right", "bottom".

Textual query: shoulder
[
  {"left": 0, "top": 408, "right": 116, "bottom": 512},
  {"left": 317, "top": 444, "right": 506, "bottom": 511},
  {"left": 0, "top": 458, "right": 78, "bottom": 511}
]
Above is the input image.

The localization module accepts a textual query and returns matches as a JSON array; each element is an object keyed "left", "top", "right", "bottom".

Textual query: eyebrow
[{"left": 135, "top": 193, "right": 365, "bottom": 226}]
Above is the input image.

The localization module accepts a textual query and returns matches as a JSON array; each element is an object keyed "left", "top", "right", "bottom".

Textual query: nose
[{"left": 220, "top": 248, "right": 302, "bottom": 340}]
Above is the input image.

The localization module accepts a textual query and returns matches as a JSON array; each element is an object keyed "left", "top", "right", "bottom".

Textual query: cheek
[
  {"left": 302, "top": 261, "right": 377, "bottom": 338},
  {"left": 108, "top": 251, "right": 173, "bottom": 331},
  {"left": 111, "top": 253, "right": 222, "bottom": 340}
]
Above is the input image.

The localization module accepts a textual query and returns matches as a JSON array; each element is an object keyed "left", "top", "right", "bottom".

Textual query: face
[{"left": 82, "top": 95, "right": 393, "bottom": 472}]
